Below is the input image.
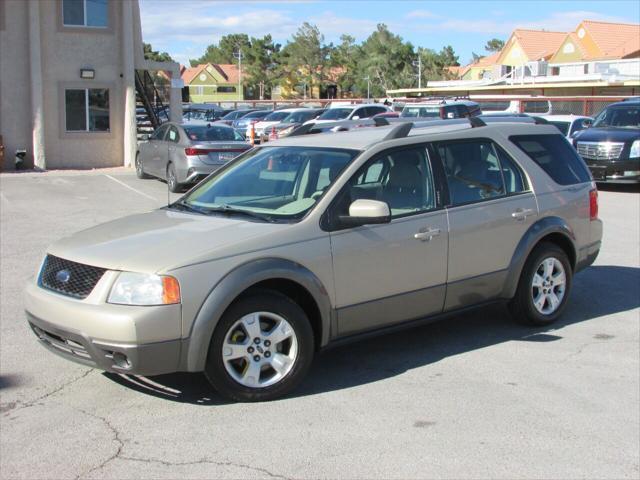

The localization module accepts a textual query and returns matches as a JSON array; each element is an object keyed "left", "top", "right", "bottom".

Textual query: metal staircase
[{"left": 134, "top": 70, "right": 169, "bottom": 140}]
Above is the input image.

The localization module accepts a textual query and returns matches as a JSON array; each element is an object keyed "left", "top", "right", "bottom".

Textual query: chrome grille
[
  {"left": 576, "top": 141, "right": 624, "bottom": 161},
  {"left": 39, "top": 255, "right": 106, "bottom": 299}
]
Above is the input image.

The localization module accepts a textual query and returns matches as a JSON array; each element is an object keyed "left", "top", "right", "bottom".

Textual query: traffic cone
[
  {"left": 249, "top": 123, "right": 255, "bottom": 146},
  {"left": 269, "top": 126, "right": 278, "bottom": 141}
]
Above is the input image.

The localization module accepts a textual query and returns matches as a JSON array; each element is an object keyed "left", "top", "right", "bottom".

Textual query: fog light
[
  {"left": 112, "top": 352, "right": 131, "bottom": 369},
  {"left": 624, "top": 170, "right": 640, "bottom": 177}
]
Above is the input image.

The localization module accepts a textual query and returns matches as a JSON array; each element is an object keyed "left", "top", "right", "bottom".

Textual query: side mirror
[
  {"left": 338, "top": 199, "right": 391, "bottom": 227},
  {"left": 351, "top": 115, "right": 360, "bottom": 120}
]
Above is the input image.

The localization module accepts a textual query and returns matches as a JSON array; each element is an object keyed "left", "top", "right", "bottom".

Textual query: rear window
[
  {"left": 184, "top": 126, "right": 244, "bottom": 142},
  {"left": 509, "top": 134, "right": 591, "bottom": 185}
]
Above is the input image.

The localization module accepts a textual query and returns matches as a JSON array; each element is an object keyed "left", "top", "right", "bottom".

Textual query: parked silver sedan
[{"left": 136, "top": 122, "right": 251, "bottom": 192}]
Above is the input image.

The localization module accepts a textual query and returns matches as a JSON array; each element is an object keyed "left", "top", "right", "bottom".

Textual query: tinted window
[
  {"left": 437, "top": 140, "right": 505, "bottom": 205},
  {"left": 317, "top": 108, "right": 352, "bottom": 120},
  {"left": 402, "top": 106, "right": 440, "bottom": 118},
  {"left": 592, "top": 106, "right": 640, "bottom": 128},
  {"left": 264, "top": 111, "right": 291, "bottom": 122},
  {"left": 150, "top": 125, "right": 168, "bottom": 140},
  {"left": 63, "top": 0, "right": 108, "bottom": 27},
  {"left": 496, "top": 146, "right": 527, "bottom": 194},
  {"left": 184, "top": 126, "right": 244, "bottom": 142},
  {"left": 65, "top": 88, "right": 109, "bottom": 132},
  {"left": 510, "top": 134, "right": 591, "bottom": 185},
  {"left": 338, "top": 147, "right": 436, "bottom": 218}
]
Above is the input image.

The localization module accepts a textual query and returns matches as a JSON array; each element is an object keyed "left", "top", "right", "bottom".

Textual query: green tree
[
  {"left": 330, "top": 34, "right": 361, "bottom": 96},
  {"left": 280, "top": 23, "right": 330, "bottom": 99},
  {"left": 485, "top": 38, "right": 505, "bottom": 53},
  {"left": 357, "top": 24, "right": 415, "bottom": 96},
  {"left": 243, "top": 35, "right": 281, "bottom": 99},
  {"left": 143, "top": 43, "right": 173, "bottom": 62},
  {"left": 190, "top": 34, "right": 251, "bottom": 65}
]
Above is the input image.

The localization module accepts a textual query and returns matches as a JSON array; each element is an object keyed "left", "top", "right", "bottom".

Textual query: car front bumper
[
  {"left": 24, "top": 280, "right": 184, "bottom": 376},
  {"left": 585, "top": 159, "right": 640, "bottom": 183}
]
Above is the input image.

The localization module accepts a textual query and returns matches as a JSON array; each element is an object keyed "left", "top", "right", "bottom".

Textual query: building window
[
  {"left": 194, "top": 86, "right": 204, "bottom": 95},
  {"left": 217, "top": 86, "right": 237, "bottom": 93},
  {"left": 65, "top": 88, "right": 110, "bottom": 132},
  {"left": 63, "top": 0, "right": 108, "bottom": 28}
]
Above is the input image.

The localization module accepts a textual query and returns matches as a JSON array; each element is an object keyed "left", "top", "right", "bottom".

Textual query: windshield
[
  {"left": 181, "top": 146, "right": 358, "bottom": 220},
  {"left": 401, "top": 106, "right": 440, "bottom": 118},
  {"left": 548, "top": 121, "right": 570, "bottom": 136},
  {"left": 317, "top": 108, "right": 353, "bottom": 120},
  {"left": 282, "top": 110, "right": 316, "bottom": 123},
  {"left": 242, "top": 111, "right": 272, "bottom": 120},
  {"left": 183, "top": 109, "right": 216, "bottom": 121},
  {"left": 593, "top": 106, "right": 640, "bottom": 128},
  {"left": 263, "top": 111, "right": 291, "bottom": 122},
  {"left": 184, "top": 125, "right": 244, "bottom": 142}
]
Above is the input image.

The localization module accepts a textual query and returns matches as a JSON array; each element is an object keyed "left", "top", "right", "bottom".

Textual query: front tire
[
  {"left": 135, "top": 153, "right": 150, "bottom": 179},
  {"left": 204, "top": 291, "right": 314, "bottom": 402},
  {"left": 166, "top": 163, "right": 182, "bottom": 193},
  {"left": 509, "top": 242, "right": 572, "bottom": 326}
]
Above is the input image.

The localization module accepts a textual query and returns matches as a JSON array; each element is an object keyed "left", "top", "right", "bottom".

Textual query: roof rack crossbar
[
  {"left": 373, "top": 117, "right": 390, "bottom": 127},
  {"left": 383, "top": 122, "right": 413, "bottom": 140}
]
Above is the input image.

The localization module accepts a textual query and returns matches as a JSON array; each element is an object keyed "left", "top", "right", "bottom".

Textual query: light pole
[
  {"left": 363, "top": 75, "right": 370, "bottom": 100},
  {"left": 233, "top": 49, "right": 243, "bottom": 101},
  {"left": 302, "top": 82, "right": 307, "bottom": 100},
  {"left": 413, "top": 55, "right": 422, "bottom": 89}
]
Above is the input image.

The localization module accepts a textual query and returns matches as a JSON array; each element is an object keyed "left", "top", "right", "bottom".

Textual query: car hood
[
  {"left": 575, "top": 127, "right": 640, "bottom": 143},
  {"left": 47, "top": 209, "right": 285, "bottom": 273}
]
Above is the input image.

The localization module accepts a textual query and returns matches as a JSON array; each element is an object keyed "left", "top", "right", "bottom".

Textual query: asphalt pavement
[{"left": 0, "top": 170, "right": 638, "bottom": 479}]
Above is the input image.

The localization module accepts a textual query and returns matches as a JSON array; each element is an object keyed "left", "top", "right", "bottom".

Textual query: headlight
[
  {"left": 108, "top": 272, "right": 180, "bottom": 306},
  {"left": 278, "top": 126, "right": 295, "bottom": 137},
  {"left": 630, "top": 140, "right": 640, "bottom": 159}
]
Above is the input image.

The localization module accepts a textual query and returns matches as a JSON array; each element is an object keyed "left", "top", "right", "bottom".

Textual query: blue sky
[{"left": 139, "top": 0, "right": 639, "bottom": 66}]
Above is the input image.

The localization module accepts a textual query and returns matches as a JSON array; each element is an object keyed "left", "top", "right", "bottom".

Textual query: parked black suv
[{"left": 573, "top": 98, "right": 640, "bottom": 183}]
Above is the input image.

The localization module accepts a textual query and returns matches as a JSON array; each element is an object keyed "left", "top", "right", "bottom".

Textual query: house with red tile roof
[{"left": 181, "top": 63, "right": 243, "bottom": 102}]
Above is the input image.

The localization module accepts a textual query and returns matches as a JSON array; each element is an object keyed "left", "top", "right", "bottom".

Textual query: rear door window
[{"left": 509, "top": 134, "right": 591, "bottom": 185}]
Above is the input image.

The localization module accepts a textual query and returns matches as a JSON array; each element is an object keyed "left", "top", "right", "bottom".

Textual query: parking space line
[{"left": 103, "top": 174, "right": 158, "bottom": 201}]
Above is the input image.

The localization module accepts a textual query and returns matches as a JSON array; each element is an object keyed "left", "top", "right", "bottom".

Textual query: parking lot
[{"left": 0, "top": 169, "right": 638, "bottom": 479}]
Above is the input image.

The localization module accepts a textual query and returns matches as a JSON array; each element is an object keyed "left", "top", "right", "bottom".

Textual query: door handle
[
  {"left": 414, "top": 228, "right": 441, "bottom": 242},
  {"left": 511, "top": 208, "right": 535, "bottom": 221}
]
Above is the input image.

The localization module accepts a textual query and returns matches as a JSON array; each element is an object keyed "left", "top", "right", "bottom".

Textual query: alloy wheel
[
  {"left": 221, "top": 312, "right": 298, "bottom": 388},
  {"left": 531, "top": 257, "right": 566, "bottom": 315}
]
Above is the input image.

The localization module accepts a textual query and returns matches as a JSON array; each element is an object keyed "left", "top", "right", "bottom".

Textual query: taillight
[
  {"left": 184, "top": 147, "right": 247, "bottom": 156},
  {"left": 589, "top": 188, "right": 598, "bottom": 220}
]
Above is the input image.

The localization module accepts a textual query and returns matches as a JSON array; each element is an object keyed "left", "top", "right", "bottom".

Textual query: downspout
[
  {"left": 28, "top": 0, "right": 45, "bottom": 169},
  {"left": 122, "top": 0, "right": 137, "bottom": 167}
]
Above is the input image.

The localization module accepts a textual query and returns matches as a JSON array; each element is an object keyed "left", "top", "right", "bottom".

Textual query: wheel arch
[
  {"left": 183, "top": 258, "right": 333, "bottom": 372},
  {"left": 502, "top": 216, "right": 577, "bottom": 299}
]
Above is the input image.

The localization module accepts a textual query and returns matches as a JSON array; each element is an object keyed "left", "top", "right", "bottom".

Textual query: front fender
[
  {"left": 182, "top": 258, "right": 332, "bottom": 372},
  {"left": 501, "top": 216, "right": 577, "bottom": 299}
]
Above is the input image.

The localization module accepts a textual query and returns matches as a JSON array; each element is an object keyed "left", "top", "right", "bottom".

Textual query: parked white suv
[{"left": 307, "top": 103, "right": 390, "bottom": 124}]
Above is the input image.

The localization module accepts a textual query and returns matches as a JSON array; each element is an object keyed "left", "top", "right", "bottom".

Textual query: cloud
[
  {"left": 405, "top": 10, "right": 440, "bottom": 19},
  {"left": 313, "top": 11, "right": 380, "bottom": 40}
]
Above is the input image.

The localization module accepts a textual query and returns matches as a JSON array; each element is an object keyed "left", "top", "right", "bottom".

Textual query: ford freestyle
[{"left": 26, "top": 119, "right": 602, "bottom": 401}]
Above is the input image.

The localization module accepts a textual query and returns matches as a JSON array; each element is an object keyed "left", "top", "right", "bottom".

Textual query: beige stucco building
[{"left": 0, "top": 0, "right": 181, "bottom": 171}]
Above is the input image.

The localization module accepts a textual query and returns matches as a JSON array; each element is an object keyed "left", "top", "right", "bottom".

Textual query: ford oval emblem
[{"left": 56, "top": 270, "right": 71, "bottom": 284}]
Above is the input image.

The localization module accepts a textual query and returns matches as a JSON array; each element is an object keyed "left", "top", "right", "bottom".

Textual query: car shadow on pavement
[{"left": 103, "top": 265, "right": 639, "bottom": 404}]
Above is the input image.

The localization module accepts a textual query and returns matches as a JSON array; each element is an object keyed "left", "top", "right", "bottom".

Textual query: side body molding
[
  {"left": 183, "top": 258, "right": 333, "bottom": 372},
  {"left": 501, "top": 216, "right": 577, "bottom": 299}
]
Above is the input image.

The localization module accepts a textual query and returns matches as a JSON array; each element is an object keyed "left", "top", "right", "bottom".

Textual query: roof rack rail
[
  {"left": 383, "top": 122, "right": 413, "bottom": 140},
  {"left": 469, "top": 117, "right": 486, "bottom": 128},
  {"left": 531, "top": 116, "right": 548, "bottom": 124},
  {"left": 288, "top": 123, "right": 315, "bottom": 137}
]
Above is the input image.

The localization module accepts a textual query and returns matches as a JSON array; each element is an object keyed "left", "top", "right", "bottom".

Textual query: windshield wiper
[
  {"left": 169, "top": 200, "right": 207, "bottom": 215},
  {"left": 201, "top": 204, "right": 276, "bottom": 223}
]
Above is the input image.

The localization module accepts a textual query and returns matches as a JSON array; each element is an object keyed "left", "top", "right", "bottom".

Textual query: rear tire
[
  {"left": 166, "top": 163, "right": 182, "bottom": 193},
  {"left": 135, "top": 153, "right": 150, "bottom": 179},
  {"left": 204, "top": 290, "right": 314, "bottom": 402},
  {"left": 509, "top": 242, "right": 572, "bottom": 326}
]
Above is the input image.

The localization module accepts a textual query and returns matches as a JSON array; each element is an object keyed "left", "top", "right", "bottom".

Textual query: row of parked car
[{"left": 136, "top": 97, "right": 639, "bottom": 192}]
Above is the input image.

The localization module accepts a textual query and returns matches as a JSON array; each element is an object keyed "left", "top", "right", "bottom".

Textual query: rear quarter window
[{"left": 509, "top": 134, "right": 592, "bottom": 185}]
